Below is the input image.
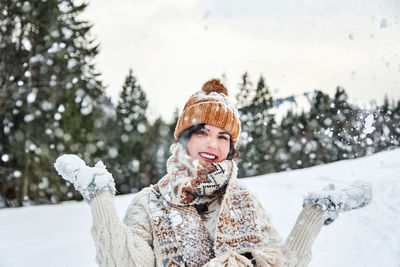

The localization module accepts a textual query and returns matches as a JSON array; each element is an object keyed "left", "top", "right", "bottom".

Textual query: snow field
[{"left": 0, "top": 148, "right": 399, "bottom": 267}]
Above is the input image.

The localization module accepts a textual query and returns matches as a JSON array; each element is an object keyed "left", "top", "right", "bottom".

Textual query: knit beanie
[{"left": 174, "top": 79, "right": 241, "bottom": 147}]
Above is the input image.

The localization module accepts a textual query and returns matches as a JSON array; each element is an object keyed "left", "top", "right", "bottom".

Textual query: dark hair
[{"left": 177, "top": 123, "right": 240, "bottom": 160}]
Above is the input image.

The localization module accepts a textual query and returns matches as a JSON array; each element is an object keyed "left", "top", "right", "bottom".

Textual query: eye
[
  {"left": 218, "top": 135, "right": 229, "bottom": 141},
  {"left": 196, "top": 130, "right": 207, "bottom": 136}
]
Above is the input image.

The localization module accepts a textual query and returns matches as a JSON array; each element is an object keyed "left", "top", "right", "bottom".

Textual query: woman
[{"left": 54, "top": 79, "right": 370, "bottom": 267}]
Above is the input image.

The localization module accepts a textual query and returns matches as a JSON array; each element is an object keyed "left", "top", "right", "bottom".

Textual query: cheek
[
  {"left": 187, "top": 136, "right": 201, "bottom": 157},
  {"left": 219, "top": 142, "right": 230, "bottom": 160}
]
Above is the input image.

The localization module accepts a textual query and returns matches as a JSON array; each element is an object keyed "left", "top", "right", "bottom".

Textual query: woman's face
[{"left": 187, "top": 124, "right": 231, "bottom": 164}]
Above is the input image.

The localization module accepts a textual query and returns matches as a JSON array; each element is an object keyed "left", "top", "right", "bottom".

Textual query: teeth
[{"left": 200, "top": 153, "right": 216, "bottom": 160}]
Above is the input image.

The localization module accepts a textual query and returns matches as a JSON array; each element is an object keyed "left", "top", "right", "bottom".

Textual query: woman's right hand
[{"left": 54, "top": 154, "right": 116, "bottom": 202}]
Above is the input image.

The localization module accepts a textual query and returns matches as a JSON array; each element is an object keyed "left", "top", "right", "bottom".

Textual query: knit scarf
[{"left": 149, "top": 143, "right": 264, "bottom": 266}]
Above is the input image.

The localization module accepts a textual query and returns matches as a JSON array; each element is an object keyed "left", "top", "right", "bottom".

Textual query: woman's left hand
[{"left": 303, "top": 180, "right": 372, "bottom": 225}]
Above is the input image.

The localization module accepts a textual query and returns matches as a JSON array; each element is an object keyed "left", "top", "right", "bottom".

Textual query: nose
[{"left": 206, "top": 136, "right": 218, "bottom": 150}]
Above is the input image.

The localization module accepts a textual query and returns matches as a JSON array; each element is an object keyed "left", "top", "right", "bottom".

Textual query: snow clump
[{"left": 54, "top": 154, "right": 116, "bottom": 201}]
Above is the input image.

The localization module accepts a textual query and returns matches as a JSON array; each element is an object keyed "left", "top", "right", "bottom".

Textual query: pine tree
[
  {"left": 370, "top": 95, "right": 398, "bottom": 152},
  {"left": 107, "top": 69, "right": 150, "bottom": 193},
  {"left": 235, "top": 72, "right": 253, "bottom": 108},
  {"left": 145, "top": 115, "right": 176, "bottom": 184},
  {"left": 236, "top": 75, "right": 276, "bottom": 176},
  {"left": 0, "top": 0, "right": 106, "bottom": 206},
  {"left": 307, "top": 90, "right": 335, "bottom": 165},
  {"left": 330, "top": 87, "right": 359, "bottom": 160},
  {"left": 278, "top": 110, "right": 309, "bottom": 170},
  {"left": 392, "top": 100, "right": 400, "bottom": 146}
]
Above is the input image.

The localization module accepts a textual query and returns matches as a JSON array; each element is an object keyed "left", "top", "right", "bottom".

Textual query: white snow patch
[
  {"left": 1, "top": 154, "right": 9, "bottom": 162},
  {"left": 24, "top": 114, "right": 35, "bottom": 122},
  {"left": 48, "top": 43, "right": 59, "bottom": 53},
  {"left": 57, "top": 104, "right": 65, "bottom": 113},
  {"left": 61, "top": 27, "right": 73, "bottom": 39},
  {"left": 137, "top": 123, "right": 146, "bottom": 133},
  {"left": 54, "top": 113, "right": 62, "bottom": 120},
  {"left": 27, "top": 88, "right": 38, "bottom": 103},
  {"left": 67, "top": 58, "right": 78, "bottom": 69},
  {"left": 108, "top": 148, "right": 118, "bottom": 158},
  {"left": 169, "top": 209, "right": 183, "bottom": 227},
  {"left": 363, "top": 114, "right": 375, "bottom": 134},
  {"left": 22, "top": 39, "right": 32, "bottom": 51}
]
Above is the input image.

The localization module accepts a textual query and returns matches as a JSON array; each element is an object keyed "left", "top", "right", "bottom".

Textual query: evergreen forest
[{"left": 1, "top": 0, "right": 399, "bottom": 207}]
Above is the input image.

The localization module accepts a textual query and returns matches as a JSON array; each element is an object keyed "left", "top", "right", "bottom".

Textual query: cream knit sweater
[{"left": 90, "top": 188, "right": 325, "bottom": 267}]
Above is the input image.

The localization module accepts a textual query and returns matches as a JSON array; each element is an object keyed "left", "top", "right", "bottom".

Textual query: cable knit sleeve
[
  {"left": 252, "top": 196, "right": 325, "bottom": 267},
  {"left": 281, "top": 205, "right": 325, "bottom": 267},
  {"left": 90, "top": 189, "right": 155, "bottom": 267}
]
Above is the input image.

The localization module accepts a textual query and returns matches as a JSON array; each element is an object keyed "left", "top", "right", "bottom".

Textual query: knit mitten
[
  {"left": 303, "top": 180, "right": 372, "bottom": 225},
  {"left": 203, "top": 250, "right": 253, "bottom": 267},
  {"left": 54, "top": 154, "right": 116, "bottom": 202}
]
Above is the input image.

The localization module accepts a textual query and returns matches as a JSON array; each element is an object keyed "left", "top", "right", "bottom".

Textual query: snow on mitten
[
  {"left": 303, "top": 180, "right": 372, "bottom": 225},
  {"left": 54, "top": 154, "right": 116, "bottom": 202}
]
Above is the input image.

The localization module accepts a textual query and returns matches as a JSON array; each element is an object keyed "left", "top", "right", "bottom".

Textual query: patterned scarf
[{"left": 149, "top": 143, "right": 264, "bottom": 266}]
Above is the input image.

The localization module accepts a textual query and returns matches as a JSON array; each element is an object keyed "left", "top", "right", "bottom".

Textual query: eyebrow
[{"left": 203, "top": 127, "right": 230, "bottom": 136}]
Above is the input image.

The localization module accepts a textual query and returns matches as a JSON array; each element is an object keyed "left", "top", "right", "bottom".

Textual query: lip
[{"left": 199, "top": 152, "right": 218, "bottom": 162}]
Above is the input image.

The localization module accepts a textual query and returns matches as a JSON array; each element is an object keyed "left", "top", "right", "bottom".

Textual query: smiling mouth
[{"left": 199, "top": 152, "right": 217, "bottom": 162}]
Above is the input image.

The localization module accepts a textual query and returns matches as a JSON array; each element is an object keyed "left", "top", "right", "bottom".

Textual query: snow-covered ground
[{"left": 1, "top": 148, "right": 399, "bottom": 267}]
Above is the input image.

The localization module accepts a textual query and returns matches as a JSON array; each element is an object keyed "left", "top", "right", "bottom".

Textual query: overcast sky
[{"left": 84, "top": 0, "right": 400, "bottom": 121}]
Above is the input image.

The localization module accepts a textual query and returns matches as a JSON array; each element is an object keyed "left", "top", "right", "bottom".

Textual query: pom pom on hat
[
  {"left": 174, "top": 79, "right": 241, "bottom": 147},
  {"left": 201, "top": 79, "right": 228, "bottom": 96}
]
